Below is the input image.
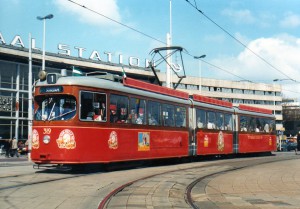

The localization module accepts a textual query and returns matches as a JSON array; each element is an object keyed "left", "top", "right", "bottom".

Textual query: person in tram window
[
  {"left": 264, "top": 123, "right": 270, "bottom": 133},
  {"left": 136, "top": 108, "right": 144, "bottom": 124},
  {"left": 197, "top": 117, "right": 203, "bottom": 128},
  {"left": 110, "top": 104, "right": 118, "bottom": 123},
  {"left": 226, "top": 122, "right": 232, "bottom": 131},
  {"left": 207, "top": 120, "right": 216, "bottom": 129},
  {"left": 93, "top": 108, "right": 102, "bottom": 121},
  {"left": 119, "top": 107, "right": 127, "bottom": 123},
  {"left": 255, "top": 126, "right": 260, "bottom": 132},
  {"left": 241, "top": 125, "right": 247, "bottom": 132},
  {"left": 101, "top": 102, "right": 106, "bottom": 120},
  {"left": 128, "top": 109, "right": 136, "bottom": 124},
  {"left": 149, "top": 114, "right": 158, "bottom": 125}
]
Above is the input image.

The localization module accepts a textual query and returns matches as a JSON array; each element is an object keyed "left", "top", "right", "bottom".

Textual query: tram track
[
  {"left": 0, "top": 168, "right": 104, "bottom": 191},
  {"left": 98, "top": 154, "right": 300, "bottom": 209},
  {"left": 1, "top": 153, "right": 299, "bottom": 209}
]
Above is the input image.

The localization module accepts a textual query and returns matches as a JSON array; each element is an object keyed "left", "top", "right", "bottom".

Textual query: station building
[{"left": 0, "top": 36, "right": 283, "bottom": 140}]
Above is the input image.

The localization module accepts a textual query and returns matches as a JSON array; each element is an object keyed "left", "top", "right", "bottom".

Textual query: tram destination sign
[
  {"left": 40, "top": 86, "right": 64, "bottom": 94},
  {"left": 0, "top": 32, "right": 152, "bottom": 68}
]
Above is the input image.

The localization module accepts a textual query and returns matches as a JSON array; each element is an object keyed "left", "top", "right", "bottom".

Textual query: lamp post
[
  {"left": 37, "top": 14, "right": 54, "bottom": 71},
  {"left": 273, "top": 78, "right": 297, "bottom": 115},
  {"left": 273, "top": 78, "right": 296, "bottom": 151},
  {"left": 194, "top": 55, "right": 206, "bottom": 94}
]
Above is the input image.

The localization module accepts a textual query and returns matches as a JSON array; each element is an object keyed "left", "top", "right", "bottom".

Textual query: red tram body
[{"left": 31, "top": 72, "right": 276, "bottom": 166}]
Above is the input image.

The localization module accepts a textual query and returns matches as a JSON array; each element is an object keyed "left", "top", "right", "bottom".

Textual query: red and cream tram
[{"left": 31, "top": 71, "right": 276, "bottom": 167}]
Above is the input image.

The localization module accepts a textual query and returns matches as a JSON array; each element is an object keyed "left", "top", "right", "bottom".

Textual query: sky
[{"left": 1, "top": 0, "right": 300, "bottom": 100}]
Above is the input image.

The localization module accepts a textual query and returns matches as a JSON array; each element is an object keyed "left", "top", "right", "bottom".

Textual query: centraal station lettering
[{"left": 0, "top": 32, "right": 152, "bottom": 68}]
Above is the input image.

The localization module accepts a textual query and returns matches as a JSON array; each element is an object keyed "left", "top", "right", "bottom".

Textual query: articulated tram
[{"left": 31, "top": 71, "right": 276, "bottom": 167}]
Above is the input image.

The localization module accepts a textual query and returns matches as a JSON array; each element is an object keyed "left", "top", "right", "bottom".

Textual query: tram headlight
[{"left": 43, "top": 135, "right": 51, "bottom": 144}]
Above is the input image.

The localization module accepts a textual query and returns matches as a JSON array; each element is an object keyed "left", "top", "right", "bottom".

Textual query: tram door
[
  {"left": 233, "top": 113, "right": 239, "bottom": 154},
  {"left": 188, "top": 107, "right": 197, "bottom": 156}
]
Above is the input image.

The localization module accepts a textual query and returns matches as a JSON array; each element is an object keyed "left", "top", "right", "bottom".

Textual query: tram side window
[
  {"left": 261, "top": 118, "right": 274, "bottom": 133},
  {"left": 269, "top": 119, "right": 275, "bottom": 133},
  {"left": 162, "top": 104, "right": 175, "bottom": 127},
  {"left": 129, "top": 98, "right": 146, "bottom": 125},
  {"left": 240, "top": 116, "right": 247, "bottom": 131},
  {"left": 249, "top": 117, "right": 257, "bottom": 132},
  {"left": 196, "top": 109, "right": 206, "bottom": 129},
  {"left": 224, "top": 114, "right": 233, "bottom": 131},
  {"left": 148, "top": 100, "right": 161, "bottom": 126},
  {"left": 80, "top": 91, "right": 107, "bottom": 122},
  {"left": 110, "top": 94, "right": 129, "bottom": 123},
  {"left": 262, "top": 118, "right": 269, "bottom": 133},
  {"left": 207, "top": 111, "right": 216, "bottom": 129},
  {"left": 175, "top": 106, "right": 186, "bottom": 128},
  {"left": 216, "top": 112, "right": 225, "bottom": 130},
  {"left": 255, "top": 118, "right": 263, "bottom": 132}
]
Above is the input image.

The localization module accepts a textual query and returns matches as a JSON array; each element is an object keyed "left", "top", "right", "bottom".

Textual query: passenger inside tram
[
  {"left": 148, "top": 114, "right": 158, "bottom": 125},
  {"left": 241, "top": 126, "right": 247, "bottom": 132},
  {"left": 255, "top": 126, "right": 262, "bottom": 132},
  {"left": 207, "top": 120, "right": 216, "bottom": 129},
  {"left": 197, "top": 117, "right": 204, "bottom": 128},
  {"left": 264, "top": 123, "right": 270, "bottom": 133},
  {"left": 136, "top": 108, "right": 144, "bottom": 124},
  {"left": 110, "top": 104, "right": 118, "bottom": 123}
]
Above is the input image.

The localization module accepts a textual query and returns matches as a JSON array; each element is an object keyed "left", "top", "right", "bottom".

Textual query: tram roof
[
  {"left": 238, "top": 104, "right": 273, "bottom": 115},
  {"left": 234, "top": 106, "right": 275, "bottom": 118},
  {"left": 36, "top": 75, "right": 191, "bottom": 105}
]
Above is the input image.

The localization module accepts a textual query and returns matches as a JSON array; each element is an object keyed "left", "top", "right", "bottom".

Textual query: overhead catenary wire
[
  {"left": 185, "top": 0, "right": 296, "bottom": 82},
  {"left": 66, "top": 0, "right": 300, "bottom": 95},
  {"left": 67, "top": 0, "right": 166, "bottom": 45},
  {"left": 66, "top": 0, "right": 260, "bottom": 83}
]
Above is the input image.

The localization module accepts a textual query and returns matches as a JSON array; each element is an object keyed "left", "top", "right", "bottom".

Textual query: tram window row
[
  {"left": 34, "top": 89, "right": 275, "bottom": 134},
  {"left": 79, "top": 91, "right": 187, "bottom": 128},
  {"left": 240, "top": 115, "right": 275, "bottom": 133},
  {"left": 196, "top": 109, "right": 233, "bottom": 131}
]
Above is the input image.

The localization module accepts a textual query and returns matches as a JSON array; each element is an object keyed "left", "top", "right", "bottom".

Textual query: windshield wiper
[
  {"left": 49, "top": 109, "right": 76, "bottom": 121},
  {"left": 47, "top": 102, "right": 56, "bottom": 121}
]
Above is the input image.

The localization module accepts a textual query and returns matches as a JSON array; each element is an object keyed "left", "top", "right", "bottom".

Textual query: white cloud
[
  {"left": 53, "top": 0, "right": 122, "bottom": 28},
  {"left": 221, "top": 8, "right": 255, "bottom": 24},
  {"left": 280, "top": 12, "right": 300, "bottom": 28},
  {"left": 209, "top": 35, "right": 300, "bottom": 99}
]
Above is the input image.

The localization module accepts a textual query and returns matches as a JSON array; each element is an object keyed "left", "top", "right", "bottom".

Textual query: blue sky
[{"left": 1, "top": 0, "right": 300, "bottom": 99}]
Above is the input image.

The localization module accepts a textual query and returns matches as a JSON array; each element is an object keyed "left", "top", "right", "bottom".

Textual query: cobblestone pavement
[
  {"left": 192, "top": 158, "right": 300, "bottom": 209},
  {"left": 1, "top": 153, "right": 299, "bottom": 209}
]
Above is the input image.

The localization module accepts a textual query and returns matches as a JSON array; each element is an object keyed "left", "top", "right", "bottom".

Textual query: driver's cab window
[
  {"left": 80, "top": 91, "right": 107, "bottom": 122},
  {"left": 34, "top": 95, "right": 76, "bottom": 121}
]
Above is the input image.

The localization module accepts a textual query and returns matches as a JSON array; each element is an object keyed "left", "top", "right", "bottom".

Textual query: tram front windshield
[{"left": 34, "top": 95, "right": 76, "bottom": 121}]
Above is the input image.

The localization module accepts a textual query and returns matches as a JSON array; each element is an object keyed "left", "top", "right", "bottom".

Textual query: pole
[
  {"left": 166, "top": 33, "right": 171, "bottom": 88},
  {"left": 28, "top": 33, "right": 33, "bottom": 160},
  {"left": 166, "top": 0, "right": 172, "bottom": 88},
  {"left": 15, "top": 65, "right": 20, "bottom": 141},
  {"left": 194, "top": 55, "right": 206, "bottom": 94},
  {"left": 42, "top": 18, "right": 46, "bottom": 71},
  {"left": 273, "top": 80, "right": 279, "bottom": 150},
  {"left": 169, "top": 0, "right": 172, "bottom": 39},
  {"left": 37, "top": 14, "right": 53, "bottom": 71},
  {"left": 199, "top": 59, "right": 202, "bottom": 94}
]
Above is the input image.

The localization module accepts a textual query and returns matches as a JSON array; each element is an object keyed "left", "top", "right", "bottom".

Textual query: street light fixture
[
  {"left": 194, "top": 55, "right": 206, "bottom": 94},
  {"left": 273, "top": 78, "right": 297, "bottom": 151},
  {"left": 273, "top": 78, "right": 297, "bottom": 109},
  {"left": 273, "top": 78, "right": 296, "bottom": 82},
  {"left": 36, "top": 14, "right": 54, "bottom": 72}
]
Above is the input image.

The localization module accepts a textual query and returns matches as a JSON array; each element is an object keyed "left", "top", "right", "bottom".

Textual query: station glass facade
[{"left": 0, "top": 60, "right": 60, "bottom": 140}]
